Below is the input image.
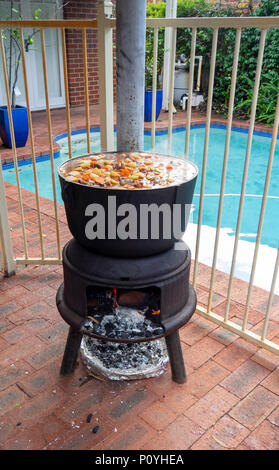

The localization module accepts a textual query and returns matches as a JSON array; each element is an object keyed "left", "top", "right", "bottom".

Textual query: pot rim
[{"left": 57, "top": 151, "right": 198, "bottom": 192}]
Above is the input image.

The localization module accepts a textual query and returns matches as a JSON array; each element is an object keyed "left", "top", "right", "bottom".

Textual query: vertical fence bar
[
  {"left": 184, "top": 27, "right": 197, "bottom": 159},
  {"left": 262, "top": 245, "right": 279, "bottom": 341},
  {"left": 0, "top": 29, "right": 28, "bottom": 260},
  {"left": 193, "top": 28, "right": 219, "bottom": 287},
  {"left": 161, "top": 0, "right": 177, "bottom": 112},
  {"left": 151, "top": 26, "right": 159, "bottom": 152},
  {"left": 97, "top": 2, "right": 114, "bottom": 152},
  {"left": 225, "top": 28, "right": 267, "bottom": 322},
  {"left": 40, "top": 28, "right": 61, "bottom": 259},
  {"left": 61, "top": 27, "right": 72, "bottom": 159},
  {"left": 82, "top": 28, "right": 90, "bottom": 154},
  {"left": 208, "top": 27, "right": 242, "bottom": 315},
  {"left": 167, "top": 27, "right": 177, "bottom": 154},
  {"left": 243, "top": 91, "right": 279, "bottom": 329},
  {"left": 19, "top": 29, "right": 45, "bottom": 261}
]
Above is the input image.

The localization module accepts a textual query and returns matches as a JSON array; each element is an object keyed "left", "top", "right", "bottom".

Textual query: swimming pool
[{"left": 3, "top": 124, "right": 279, "bottom": 251}]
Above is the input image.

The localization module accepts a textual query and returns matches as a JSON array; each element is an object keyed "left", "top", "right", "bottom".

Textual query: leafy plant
[
  {"left": 145, "top": 2, "right": 166, "bottom": 89},
  {"left": 1, "top": 3, "right": 41, "bottom": 108},
  {"left": 234, "top": 71, "right": 279, "bottom": 125},
  {"left": 146, "top": 0, "right": 279, "bottom": 124},
  {"left": 145, "top": 26, "right": 165, "bottom": 89},
  {"left": 209, "top": 0, "right": 279, "bottom": 123}
]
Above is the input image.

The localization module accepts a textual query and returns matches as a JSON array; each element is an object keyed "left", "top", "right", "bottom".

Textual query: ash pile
[{"left": 80, "top": 287, "right": 169, "bottom": 380}]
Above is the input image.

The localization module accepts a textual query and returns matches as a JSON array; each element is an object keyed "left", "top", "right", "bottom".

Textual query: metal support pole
[{"left": 116, "top": 0, "right": 146, "bottom": 152}]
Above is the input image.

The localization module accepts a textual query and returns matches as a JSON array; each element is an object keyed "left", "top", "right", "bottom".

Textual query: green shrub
[
  {"left": 214, "top": 0, "right": 279, "bottom": 123},
  {"left": 146, "top": 0, "right": 279, "bottom": 125},
  {"left": 234, "top": 70, "right": 279, "bottom": 125}
]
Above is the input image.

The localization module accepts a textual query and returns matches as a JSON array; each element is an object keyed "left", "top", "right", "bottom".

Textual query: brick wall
[{"left": 63, "top": 0, "right": 99, "bottom": 107}]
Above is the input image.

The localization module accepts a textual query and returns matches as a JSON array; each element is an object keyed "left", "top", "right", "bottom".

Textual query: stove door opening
[
  {"left": 83, "top": 285, "right": 164, "bottom": 341},
  {"left": 80, "top": 285, "right": 168, "bottom": 381}
]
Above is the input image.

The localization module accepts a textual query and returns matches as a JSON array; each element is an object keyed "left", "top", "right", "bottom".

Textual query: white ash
[
  {"left": 83, "top": 306, "right": 164, "bottom": 340},
  {"left": 80, "top": 306, "right": 168, "bottom": 380}
]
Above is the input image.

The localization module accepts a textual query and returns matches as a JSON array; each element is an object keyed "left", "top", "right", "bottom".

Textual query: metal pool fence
[{"left": 0, "top": 6, "right": 279, "bottom": 356}]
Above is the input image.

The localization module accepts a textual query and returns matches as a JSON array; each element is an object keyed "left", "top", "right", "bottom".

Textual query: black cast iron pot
[{"left": 58, "top": 152, "right": 198, "bottom": 258}]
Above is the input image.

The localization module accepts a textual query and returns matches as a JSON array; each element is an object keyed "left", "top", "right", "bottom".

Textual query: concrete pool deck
[{"left": 0, "top": 106, "right": 279, "bottom": 450}]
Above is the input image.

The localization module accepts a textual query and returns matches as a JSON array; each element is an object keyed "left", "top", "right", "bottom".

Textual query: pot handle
[{"left": 61, "top": 181, "right": 75, "bottom": 209}]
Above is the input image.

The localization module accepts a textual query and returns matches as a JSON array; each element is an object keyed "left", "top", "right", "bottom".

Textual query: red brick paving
[
  {"left": 191, "top": 414, "right": 251, "bottom": 450},
  {"left": 0, "top": 107, "right": 279, "bottom": 450},
  {"left": 0, "top": 263, "right": 278, "bottom": 450},
  {"left": 229, "top": 385, "right": 279, "bottom": 431}
]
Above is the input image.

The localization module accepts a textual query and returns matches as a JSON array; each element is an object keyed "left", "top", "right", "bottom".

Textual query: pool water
[{"left": 3, "top": 125, "right": 279, "bottom": 251}]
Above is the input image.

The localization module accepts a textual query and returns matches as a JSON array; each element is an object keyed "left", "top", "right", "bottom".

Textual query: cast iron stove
[{"left": 56, "top": 238, "right": 196, "bottom": 383}]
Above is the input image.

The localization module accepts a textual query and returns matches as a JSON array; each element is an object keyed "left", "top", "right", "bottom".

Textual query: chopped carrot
[
  {"left": 81, "top": 174, "right": 90, "bottom": 181},
  {"left": 94, "top": 176, "right": 105, "bottom": 184},
  {"left": 120, "top": 168, "right": 130, "bottom": 177},
  {"left": 166, "top": 164, "right": 173, "bottom": 170}
]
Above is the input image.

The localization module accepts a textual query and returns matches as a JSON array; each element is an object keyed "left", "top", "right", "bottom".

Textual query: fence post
[
  {"left": 0, "top": 164, "right": 16, "bottom": 277},
  {"left": 162, "top": 0, "right": 177, "bottom": 111},
  {"left": 97, "top": 0, "right": 114, "bottom": 152}
]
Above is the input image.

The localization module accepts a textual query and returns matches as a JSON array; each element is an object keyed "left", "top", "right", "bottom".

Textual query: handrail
[
  {"left": 1, "top": 16, "right": 279, "bottom": 31},
  {"left": 0, "top": 19, "right": 98, "bottom": 28},
  {"left": 146, "top": 16, "right": 279, "bottom": 28},
  {"left": 104, "top": 16, "right": 279, "bottom": 29}
]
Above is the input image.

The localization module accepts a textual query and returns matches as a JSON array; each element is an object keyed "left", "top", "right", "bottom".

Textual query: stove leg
[
  {"left": 165, "top": 331, "right": 186, "bottom": 384},
  {"left": 60, "top": 327, "right": 82, "bottom": 376}
]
